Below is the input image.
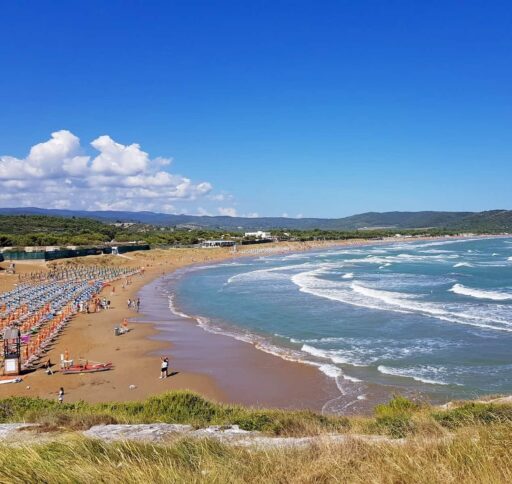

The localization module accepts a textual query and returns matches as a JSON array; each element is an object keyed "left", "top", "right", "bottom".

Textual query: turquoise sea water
[{"left": 171, "top": 237, "right": 512, "bottom": 406}]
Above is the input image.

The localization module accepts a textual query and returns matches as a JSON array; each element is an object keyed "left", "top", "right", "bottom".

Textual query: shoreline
[
  {"left": 139, "top": 233, "right": 509, "bottom": 413},
  {"left": 0, "top": 234, "right": 503, "bottom": 413}
]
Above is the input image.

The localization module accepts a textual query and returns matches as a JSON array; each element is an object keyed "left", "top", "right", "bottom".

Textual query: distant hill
[{"left": 0, "top": 207, "right": 510, "bottom": 231}]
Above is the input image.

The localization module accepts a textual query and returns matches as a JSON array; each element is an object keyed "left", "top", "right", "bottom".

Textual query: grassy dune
[{"left": 1, "top": 392, "right": 512, "bottom": 482}]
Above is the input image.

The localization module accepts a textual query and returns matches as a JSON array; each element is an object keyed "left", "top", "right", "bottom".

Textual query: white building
[{"left": 244, "top": 231, "right": 272, "bottom": 240}]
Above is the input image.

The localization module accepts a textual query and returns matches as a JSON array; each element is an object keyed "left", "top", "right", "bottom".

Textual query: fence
[{"left": 1, "top": 244, "right": 150, "bottom": 261}]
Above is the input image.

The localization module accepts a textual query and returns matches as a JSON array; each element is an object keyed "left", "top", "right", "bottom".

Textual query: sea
[{"left": 169, "top": 236, "right": 512, "bottom": 410}]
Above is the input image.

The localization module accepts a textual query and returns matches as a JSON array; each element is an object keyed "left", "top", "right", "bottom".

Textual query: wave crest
[{"left": 449, "top": 284, "right": 512, "bottom": 301}]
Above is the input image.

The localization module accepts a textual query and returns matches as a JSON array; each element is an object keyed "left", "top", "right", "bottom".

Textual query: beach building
[{"left": 244, "top": 231, "right": 272, "bottom": 240}]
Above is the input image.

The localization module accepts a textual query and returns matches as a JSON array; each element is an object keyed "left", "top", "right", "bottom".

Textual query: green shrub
[
  {"left": 433, "top": 403, "right": 512, "bottom": 429},
  {"left": 0, "top": 391, "right": 346, "bottom": 435},
  {"left": 374, "top": 395, "right": 420, "bottom": 438}
]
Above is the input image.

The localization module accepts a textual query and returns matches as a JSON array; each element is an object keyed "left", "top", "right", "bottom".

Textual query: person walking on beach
[
  {"left": 136, "top": 297, "right": 141, "bottom": 312},
  {"left": 58, "top": 387, "right": 64, "bottom": 404},
  {"left": 160, "top": 357, "right": 169, "bottom": 379},
  {"left": 45, "top": 358, "right": 53, "bottom": 375}
]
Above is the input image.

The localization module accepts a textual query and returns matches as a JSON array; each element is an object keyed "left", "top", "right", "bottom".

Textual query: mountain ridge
[{"left": 0, "top": 207, "right": 510, "bottom": 231}]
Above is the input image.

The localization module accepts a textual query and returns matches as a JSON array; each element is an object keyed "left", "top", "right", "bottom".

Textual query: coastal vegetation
[
  {"left": 0, "top": 213, "right": 506, "bottom": 249},
  {"left": 1, "top": 392, "right": 512, "bottom": 482},
  {"left": 0, "top": 391, "right": 346, "bottom": 435}
]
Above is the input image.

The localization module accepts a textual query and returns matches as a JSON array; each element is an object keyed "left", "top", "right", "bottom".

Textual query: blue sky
[{"left": 0, "top": 0, "right": 511, "bottom": 217}]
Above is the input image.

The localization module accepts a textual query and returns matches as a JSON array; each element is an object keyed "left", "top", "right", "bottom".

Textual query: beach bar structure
[{"left": 2, "top": 327, "right": 21, "bottom": 375}]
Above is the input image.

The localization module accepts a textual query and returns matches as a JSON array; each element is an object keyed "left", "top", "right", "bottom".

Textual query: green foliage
[
  {"left": 0, "top": 215, "right": 115, "bottom": 246},
  {"left": 0, "top": 391, "right": 347, "bottom": 435},
  {"left": 433, "top": 402, "right": 512, "bottom": 429},
  {"left": 0, "top": 215, "right": 241, "bottom": 247},
  {"left": 0, "top": 211, "right": 506, "bottom": 249},
  {"left": 374, "top": 395, "right": 420, "bottom": 438}
]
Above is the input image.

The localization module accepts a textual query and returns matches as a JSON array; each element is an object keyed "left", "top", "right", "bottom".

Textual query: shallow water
[{"left": 172, "top": 237, "right": 512, "bottom": 405}]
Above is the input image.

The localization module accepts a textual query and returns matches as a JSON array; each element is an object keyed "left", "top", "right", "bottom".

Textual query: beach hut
[{"left": 2, "top": 327, "right": 21, "bottom": 375}]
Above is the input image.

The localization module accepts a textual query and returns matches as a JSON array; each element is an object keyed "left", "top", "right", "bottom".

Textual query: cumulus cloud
[
  {"left": 0, "top": 130, "right": 214, "bottom": 213},
  {"left": 90, "top": 135, "right": 149, "bottom": 176}
]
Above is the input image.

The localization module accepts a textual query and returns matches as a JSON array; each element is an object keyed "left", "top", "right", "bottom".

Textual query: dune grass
[
  {"left": 0, "top": 390, "right": 348, "bottom": 436},
  {"left": 3, "top": 391, "right": 512, "bottom": 439},
  {"left": 1, "top": 423, "right": 512, "bottom": 483},
  {"left": 2, "top": 392, "right": 512, "bottom": 481}
]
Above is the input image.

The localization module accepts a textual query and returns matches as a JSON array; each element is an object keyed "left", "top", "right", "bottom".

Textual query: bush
[
  {"left": 0, "top": 391, "right": 346, "bottom": 435},
  {"left": 433, "top": 403, "right": 512, "bottom": 429},
  {"left": 374, "top": 395, "right": 420, "bottom": 438}
]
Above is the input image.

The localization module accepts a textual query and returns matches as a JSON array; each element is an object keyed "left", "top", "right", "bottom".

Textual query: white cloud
[
  {"left": 0, "top": 130, "right": 215, "bottom": 213},
  {"left": 218, "top": 207, "right": 237, "bottom": 217},
  {"left": 0, "top": 130, "right": 85, "bottom": 180},
  {"left": 90, "top": 135, "right": 149, "bottom": 176}
]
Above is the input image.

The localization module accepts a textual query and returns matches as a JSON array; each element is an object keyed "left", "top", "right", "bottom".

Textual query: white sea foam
[
  {"left": 301, "top": 344, "right": 368, "bottom": 367},
  {"left": 168, "top": 295, "right": 192, "bottom": 319},
  {"left": 318, "top": 364, "right": 343, "bottom": 378},
  {"left": 346, "top": 253, "right": 458, "bottom": 266},
  {"left": 397, "top": 238, "right": 481, "bottom": 249},
  {"left": 227, "top": 262, "right": 320, "bottom": 285},
  {"left": 362, "top": 273, "right": 454, "bottom": 290},
  {"left": 291, "top": 269, "right": 512, "bottom": 332},
  {"left": 378, "top": 262, "right": 392, "bottom": 269},
  {"left": 341, "top": 273, "right": 354, "bottom": 279},
  {"left": 181, "top": 312, "right": 362, "bottom": 389},
  {"left": 300, "top": 345, "right": 363, "bottom": 381},
  {"left": 377, "top": 365, "right": 451, "bottom": 386},
  {"left": 449, "top": 284, "right": 512, "bottom": 301},
  {"left": 290, "top": 337, "right": 347, "bottom": 344},
  {"left": 453, "top": 262, "right": 473, "bottom": 268},
  {"left": 343, "top": 374, "right": 363, "bottom": 382}
]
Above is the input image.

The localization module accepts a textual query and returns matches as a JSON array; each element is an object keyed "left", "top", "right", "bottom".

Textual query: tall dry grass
[
  {"left": 2, "top": 392, "right": 512, "bottom": 482},
  {"left": 0, "top": 423, "right": 511, "bottom": 483}
]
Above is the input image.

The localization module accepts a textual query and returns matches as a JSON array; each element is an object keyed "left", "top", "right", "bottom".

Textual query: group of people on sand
[
  {"left": 77, "top": 297, "right": 111, "bottom": 313},
  {"left": 127, "top": 297, "right": 141, "bottom": 312}
]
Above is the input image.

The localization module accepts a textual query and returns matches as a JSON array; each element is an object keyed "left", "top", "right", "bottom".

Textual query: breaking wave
[
  {"left": 377, "top": 365, "right": 452, "bottom": 386},
  {"left": 449, "top": 284, "right": 512, "bottom": 301},
  {"left": 453, "top": 262, "right": 473, "bottom": 268},
  {"left": 291, "top": 270, "right": 512, "bottom": 332}
]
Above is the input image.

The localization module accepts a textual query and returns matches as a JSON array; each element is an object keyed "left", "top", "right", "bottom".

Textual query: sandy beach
[
  {"left": 0, "top": 241, "right": 356, "bottom": 409},
  {"left": 0, "top": 235, "right": 489, "bottom": 412}
]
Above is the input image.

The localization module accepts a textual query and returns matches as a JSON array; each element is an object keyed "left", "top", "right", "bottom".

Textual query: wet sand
[{"left": 136, "top": 274, "right": 339, "bottom": 411}]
